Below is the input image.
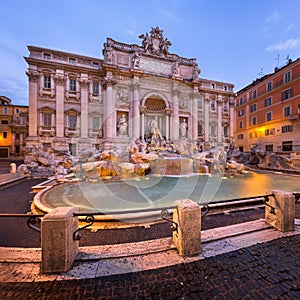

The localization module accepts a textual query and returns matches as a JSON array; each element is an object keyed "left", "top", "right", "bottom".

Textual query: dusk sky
[{"left": 1, "top": 0, "right": 300, "bottom": 105}]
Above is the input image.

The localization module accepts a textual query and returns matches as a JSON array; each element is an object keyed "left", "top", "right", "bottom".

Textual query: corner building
[
  {"left": 235, "top": 58, "right": 300, "bottom": 153},
  {"left": 0, "top": 96, "right": 29, "bottom": 159},
  {"left": 25, "top": 27, "right": 234, "bottom": 155}
]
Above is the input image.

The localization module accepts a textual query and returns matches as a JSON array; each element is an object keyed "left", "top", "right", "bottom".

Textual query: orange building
[
  {"left": 0, "top": 96, "right": 29, "bottom": 159},
  {"left": 235, "top": 58, "right": 300, "bottom": 153}
]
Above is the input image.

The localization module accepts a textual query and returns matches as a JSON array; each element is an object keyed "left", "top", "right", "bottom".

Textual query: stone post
[
  {"left": 265, "top": 190, "right": 295, "bottom": 232},
  {"left": 41, "top": 207, "right": 79, "bottom": 273},
  {"left": 173, "top": 199, "right": 201, "bottom": 256}
]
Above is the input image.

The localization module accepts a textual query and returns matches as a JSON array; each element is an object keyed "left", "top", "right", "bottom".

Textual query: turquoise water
[{"left": 43, "top": 170, "right": 300, "bottom": 212}]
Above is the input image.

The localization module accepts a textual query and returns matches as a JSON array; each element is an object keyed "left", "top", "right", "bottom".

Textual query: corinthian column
[
  {"left": 204, "top": 93, "right": 210, "bottom": 145},
  {"left": 104, "top": 74, "right": 115, "bottom": 139},
  {"left": 171, "top": 83, "right": 179, "bottom": 141},
  {"left": 217, "top": 95, "right": 223, "bottom": 145},
  {"left": 192, "top": 86, "right": 199, "bottom": 140},
  {"left": 79, "top": 77, "right": 89, "bottom": 139},
  {"left": 132, "top": 77, "right": 140, "bottom": 140},
  {"left": 26, "top": 70, "right": 39, "bottom": 139},
  {"left": 229, "top": 97, "right": 235, "bottom": 140}
]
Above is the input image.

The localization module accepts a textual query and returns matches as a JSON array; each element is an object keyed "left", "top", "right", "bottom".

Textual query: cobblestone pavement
[
  {"left": 0, "top": 234, "right": 299, "bottom": 299},
  {"left": 0, "top": 175, "right": 300, "bottom": 299}
]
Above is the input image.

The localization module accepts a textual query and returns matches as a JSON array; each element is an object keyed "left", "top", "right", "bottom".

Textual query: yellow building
[{"left": 0, "top": 96, "right": 29, "bottom": 159}]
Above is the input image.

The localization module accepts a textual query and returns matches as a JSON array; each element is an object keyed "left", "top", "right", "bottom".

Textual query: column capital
[
  {"left": 54, "top": 75, "right": 65, "bottom": 86},
  {"left": 26, "top": 70, "right": 39, "bottom": 82},
  {"left": 79, "top": 79, "right": 89, "bottom": 89}
]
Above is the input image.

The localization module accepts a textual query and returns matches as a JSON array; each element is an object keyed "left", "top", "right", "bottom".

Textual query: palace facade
[
  {"left": 25, "top": 27, "right": 235, "bottom": 155},
  {"left": 235, "top": 58, "right": 300, "bottom": 153}
]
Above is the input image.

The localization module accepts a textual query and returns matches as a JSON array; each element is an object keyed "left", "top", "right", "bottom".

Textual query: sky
[{"left": 1, "top": 0, "right": 300, "bottom": 106}]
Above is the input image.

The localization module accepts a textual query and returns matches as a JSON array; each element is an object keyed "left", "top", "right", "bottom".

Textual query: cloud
[
  {"left": 266, "top": 38, "right": 299, "bottom": 52},
  {"left": 159, "top": 8, "right": 181, "bottom": 23},
  {"left": 285, "top": 24, "right": 295, "bottom": 32},
  {"left": 266, "top": 10, "right": 281, "bottom": 23},
  {"left": 124, "top": 29, "right": 136, "bottom": 37}
]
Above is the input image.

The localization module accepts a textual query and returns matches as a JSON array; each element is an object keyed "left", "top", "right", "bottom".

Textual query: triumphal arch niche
[{"left": 25, "top": 26, "right": 234, "bottom": 155}]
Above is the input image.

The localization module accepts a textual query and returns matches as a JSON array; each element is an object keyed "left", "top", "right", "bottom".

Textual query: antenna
[
  {"left": 275, "top": 54, "right": 280, "bottom": 68},
  {"left": 258, "top": 68, "right": 264, "bottom": 78},
  {"left": 286, "top": 54, "right": 290, "bottom": 64}
]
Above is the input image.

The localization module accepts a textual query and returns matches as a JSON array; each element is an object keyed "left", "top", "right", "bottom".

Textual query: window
[
  {"left": 282, "top": 88, "right": 293, "bottom": 100},
  {"left": 92, "top": 82, "right": 99, "bottom": 95},
  {"left": 223, "top": 126, "right": 229, "bottom": 137},
  {"left": 15, "top": 108, "right": 20, "bottom": 113},
  {"left": 69, "top": 79, "right": 76, "bottom": 92},
  {"left": 284, "top": 71, "right": 291, "bottom": 83},
  {"left": 266, "top": 112, "right": 272, "bottom": 122},
  {"left": 69, "top": 58, "right": 76, "bottom": 64},
  {"left": 282, "top": 141, "right": 292, "bottom": 151},
  {"left": 282, "top": 125, "right": 293, "bottom": 133},
  {"left": 237, "top": 134, "right": 244, "bottom": 140},
  {"left": 3, "top": 107, "right": 8, "bottom": 114},
  {"left": 264, "top": 97, "right": 272, "bottom": 107},
  {"left": 68, "top": 115, "right": 77, "bottom": 129},
  {"left": 43, "top": 113, "right": 52, "bottom": 127},
  {"left": 265, "top": 145, "right": 273, "bottom": 152},
  {"left": 210, "top": 100, "right": 216, "bottom": 110},
  {"left": 44, "top": 76, "right": 51, "bottom": 89},
  {"left": 43, "top": 53, "right": 51, "bottom": 60},
  {"left": 210, "top": 125, "right": 216, "bottom": 136},
  {"left": 1, "top": 120, "right": 8, "bottom": 124},
  {"left": 92, "top": 117, "right": 99, "bottom": 131},
  {"left": 224, "top": 86, "right": 227, "bottom": 91},
  {"left": 211, "top": 83, "right": 215, "bottom": 89},
  {"left": 239, "top": 121, "right": 243, "bottom": 129},
  {"left": 252, "top": 116, "right": 257, "bottom": 125},
  {"left": 283, "top": 106, "right": 291, "bottom": 117},
  {"left": 250, "top": 103, "right": 257, "bottom": 112},
  {"left": 267, "top": 81, "right": 272, "bottom": 92},
  {"left": 197, "top": 98, "right": 203, "bottom": 109},
  {"left": 253, "top": 90, "right": 257, "bottom": 99},
  {"left": 238, "top": 109, "right": 244, "bottom": 117},
  {"left": 239, "top": 97, "right": 243, "bottom": 105},
  {"left": 265, "top": 128, "right": 275, "bottom": 135},
  {"left": 93, "top": 62, "right": 99, "bottom": 69},
  {"left": 3, "top": 132, "right": 7, "bottom": 139},
  {"left": 249, "top": 132, "right": 253, "bottom": 138},
  {"left": 223, "top": 102, "right": 229, "bottom": 111}
]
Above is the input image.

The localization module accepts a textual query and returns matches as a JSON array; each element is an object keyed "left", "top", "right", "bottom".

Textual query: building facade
[
  {"left": 235, "top": 58, "right": 300, "bottom": 153},
  {"left": 25, "top": 27, "right": 235, "bottom": 156},
  {"left": 0, "top": 96, "right": 29, "bottom": 158}
]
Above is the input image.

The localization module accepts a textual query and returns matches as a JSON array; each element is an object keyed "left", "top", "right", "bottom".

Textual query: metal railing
[
  {"left": 200, "top": 193, "right": 276, "bottom": 218},
  {"left": 0, "top": 213, "right": 44, "bottom": 233},
  {"left": 72, "top": 205, "right": 178, "bottom": 240}
]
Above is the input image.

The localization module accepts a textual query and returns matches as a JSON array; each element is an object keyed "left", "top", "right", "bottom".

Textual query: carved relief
[
  {"left": 179, "top": 96, "right": 188, "bottom": 109},
  {"left": 117, "top": 88, "right": 128, "bottom": 103}
]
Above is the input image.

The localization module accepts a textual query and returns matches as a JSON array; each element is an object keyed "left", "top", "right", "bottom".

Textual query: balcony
[
  {"left": 65, "top": 127, "right": 79, "bottom": 137},
  {"left": 288, "top": 114, "right": 299, "bottom": 121},
  {"left": 38, "top": 126, "right": 55, "bottom": 137}
]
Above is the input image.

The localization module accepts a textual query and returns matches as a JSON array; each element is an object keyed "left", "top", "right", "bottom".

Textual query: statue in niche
[
  {"left": 117, "top": 88, "right": 128, "bottom": 102},
  {"left": 180, "top": 119, "right": 187, "bottom": 138},
  {"left": 132, "top": 51, "right": 140, "bottom": 69},
  {"left": 150, "top": 117, "right": 163, "bottom": 146},
  {"left": 117, "top": 114, "right": 128, "bottom": 136},
  {"left": 173, "top": 61, "right": 180, "bottom": 76}
]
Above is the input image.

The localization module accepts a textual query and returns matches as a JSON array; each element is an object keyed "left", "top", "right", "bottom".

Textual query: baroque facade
[
  {"left": 0, "top": 96, "right": 29, "bottom": 158},
  {"left": 25, "top": 27, "right": 235, "bottom": 155},
  {"left": 235, "top": 58, "right": 300, "bottom": 153}
]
